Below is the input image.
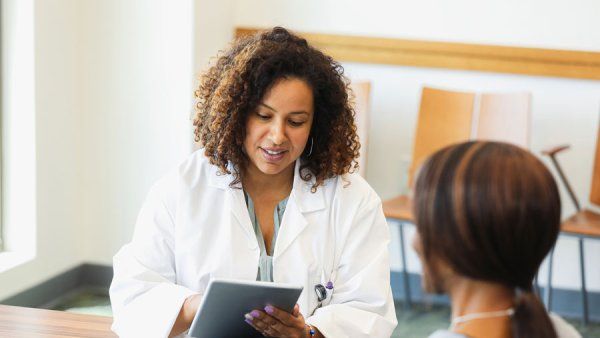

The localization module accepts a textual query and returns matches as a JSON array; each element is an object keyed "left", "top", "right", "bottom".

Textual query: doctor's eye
[
  {"left": 255, "top": 111, "right": 271, "bottom": 120},
  {"left": 288, "top": 120, "right": 306, "bottom": 127}
]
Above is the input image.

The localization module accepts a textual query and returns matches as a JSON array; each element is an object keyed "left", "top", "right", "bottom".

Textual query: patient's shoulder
[
  {"left": 427, "top": 314, "right": 582, "bottom": 338},
  {"left": 550, "top": 313, "right": 582, "bottom": 338}
]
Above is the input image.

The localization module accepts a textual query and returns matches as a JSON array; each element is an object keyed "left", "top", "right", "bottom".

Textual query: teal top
[{"left": 244, "top": 192, "right": 289, "bottom": 282}]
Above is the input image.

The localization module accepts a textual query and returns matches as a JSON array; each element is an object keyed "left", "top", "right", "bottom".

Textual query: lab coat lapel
[
  {"left": 274, "top": 194, "right": 308, "bottom": 258},
  {"left": 274, "top": 161, "right": 326, "bottom": 258},
  {"left": 228, "top": 188, "right": 257, "bottom": 244},
  {"left": 207, "top": 163, "right": 257, "bottom": 245}
]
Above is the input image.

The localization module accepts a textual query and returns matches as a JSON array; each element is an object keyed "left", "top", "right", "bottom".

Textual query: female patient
[{"left": 412, "top": 141, "right": 581, "bottom": 338}]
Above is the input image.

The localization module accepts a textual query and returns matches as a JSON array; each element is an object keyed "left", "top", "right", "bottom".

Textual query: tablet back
[{"left": 189, "top": 279, "right": 303, "bottom": 338}]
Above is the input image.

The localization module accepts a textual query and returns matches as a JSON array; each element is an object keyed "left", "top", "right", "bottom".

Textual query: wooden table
[{"left": 0, "top": 305, "right": 116, "bottom": 337}]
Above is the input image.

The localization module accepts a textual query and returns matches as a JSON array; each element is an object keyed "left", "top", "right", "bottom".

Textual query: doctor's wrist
[
  {"left": 304, "top": 324, "right": 313, "bottom": 338},
  {"left": 182, "top": 294, "right": 202, "bottom": 324},
  {"left": 305, "top": 324, "right": 322, "bottom": 338},
  {"left": 170, "top": 294, "right": 202, "bottom": 338}
]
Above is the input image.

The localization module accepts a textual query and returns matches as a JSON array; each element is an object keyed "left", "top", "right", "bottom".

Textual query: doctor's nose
[{"left": 268, "top": 122, "right": 287, "bottom": 145}]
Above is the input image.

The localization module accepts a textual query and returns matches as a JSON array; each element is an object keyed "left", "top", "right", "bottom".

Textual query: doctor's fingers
[
  {"left": 248, "top": 311, "right": 279, "bottom": 330},
  {"left": 263, "top": 320, "right": 305, "bottom": 338},
  {"left": 245, "top": 315, "right": 276, "bottom": 337},
  {"left": 264, "top": 310, "right": 306, "bottom": 337},
  {"left": 251, "top": 314, "right": 298, "bottom": 337},
  {"left": 264, "top": 305, "right": 304, "bottom": 327},
  {"left": 249, "top": 308, "right": 305, "bottom": 337}
]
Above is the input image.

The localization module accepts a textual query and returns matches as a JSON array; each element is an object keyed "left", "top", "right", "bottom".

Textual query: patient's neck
[{"left": 448, "top": 277, "right": 515, "bottom": 338}]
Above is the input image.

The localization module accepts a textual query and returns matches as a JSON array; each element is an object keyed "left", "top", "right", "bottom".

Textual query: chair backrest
[
  {"left": 409, "top": 87, "right": 532, "bottom": 186},
  {"left": 591, "top": 126, "right": 600, "bottom": 205},
  {"left": 409, "top": 87, "right": 475, "bottom": 185},
  {"left": 350, "top": 81, "right": 371, "bottom": 178},
  {"left": 475, "top": 92, "right": 531, "bottom": 149}
]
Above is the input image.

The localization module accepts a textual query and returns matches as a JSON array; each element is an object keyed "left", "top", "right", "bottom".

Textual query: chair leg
[
  {"left": 399, "top": 222, "right": 412, "bottom": 310},
  {"left": 544, "top": 245, "right": 555, "bottom": 311},
  {"left": 579, "top": 238, "right": 589, "bottom": 326}
]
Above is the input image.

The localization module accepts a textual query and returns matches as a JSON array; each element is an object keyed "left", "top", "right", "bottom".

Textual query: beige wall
[
  {"left": 0, "top": 0, "right": 196, "bottom": 300},
  {"left": 0, "top": 0, "right": 85, "bottom": 300},
  {"left": 78, "top": 0, "right": 194, "bottom": 264}
]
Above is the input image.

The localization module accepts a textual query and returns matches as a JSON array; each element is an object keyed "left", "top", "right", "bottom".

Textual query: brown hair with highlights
[
  {"left": 193, "top": 27, "right": 360, "bottom": 190},
  {"left": 414, "top": 141, "right": 560, "bottom": 338}
]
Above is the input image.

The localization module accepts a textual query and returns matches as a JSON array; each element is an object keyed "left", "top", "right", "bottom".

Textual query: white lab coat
[{"left": 110, "top": 151, "right": 397, "bottom": 338}]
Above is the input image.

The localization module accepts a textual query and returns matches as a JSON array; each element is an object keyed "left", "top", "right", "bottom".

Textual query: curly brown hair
[{"left": 193, "top": 26, "right": 360, "bottom": 191}]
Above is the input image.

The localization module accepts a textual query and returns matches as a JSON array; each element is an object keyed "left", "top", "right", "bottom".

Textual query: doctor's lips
[{"left": 260, "top": 147, "right": 288, "bottom": 162}]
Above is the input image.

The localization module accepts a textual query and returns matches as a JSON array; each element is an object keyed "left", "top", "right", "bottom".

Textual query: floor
[{"left": 52, "top": 288, "right": 600, "bottom": 337}]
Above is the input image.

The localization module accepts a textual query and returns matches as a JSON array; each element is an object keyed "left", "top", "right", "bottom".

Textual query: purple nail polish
[
  {"left": 251, "top": 310, "right": 260, "bottom": 318},
  {"left": 265, "top": 306, "right": 274, "bottom": 314},
  {"left": 245, "top": 318, "right": 253, "bottom": 325},
  {"left": 326, "top": 281, "right": 334, "bottom": 289}
]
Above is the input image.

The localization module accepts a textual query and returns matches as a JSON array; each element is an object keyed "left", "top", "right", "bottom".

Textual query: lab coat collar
[
  {"left": 206, "top": 158, "right": 327, "bottom": 214},
  {"left": 277, "top": 160, "right": 327, "bottom": 258},
  {"left": 206, "top": 160, "right": 240, "bottom": 190},
  {"left": 206, "top": 157, "right": 327, "bottom": 258},
  {"left": 290, "top": 160, "right": 327, "bottom": 213}
]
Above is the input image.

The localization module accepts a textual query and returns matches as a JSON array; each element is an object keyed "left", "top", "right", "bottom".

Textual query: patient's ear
[
  {"left": 412, "top": 232, "right": 455, "bottom": 294},
  {"left": 411, "top": 232, "right": 422, "bottom": 256},
  {"left": 428, "top": 257, "right": 456, "bottom": 295}
]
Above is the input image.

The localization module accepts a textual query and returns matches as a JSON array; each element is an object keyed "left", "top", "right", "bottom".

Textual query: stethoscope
[{"left": 311, "top": 281, "right": 334, "bottom": 315}]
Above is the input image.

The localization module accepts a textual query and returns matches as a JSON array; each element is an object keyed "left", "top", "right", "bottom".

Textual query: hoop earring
[{"left": 307, "top": 137, "right": 314, "bottom": 157}]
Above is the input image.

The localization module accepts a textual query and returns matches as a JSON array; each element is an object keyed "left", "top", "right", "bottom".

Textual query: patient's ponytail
[{"left": 512, "top": 288, "right": 557, "bottom": 338}]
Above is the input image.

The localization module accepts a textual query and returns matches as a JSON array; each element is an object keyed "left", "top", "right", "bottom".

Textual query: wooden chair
[
  {"left": 475, "top": 92, "right": 531, "bottom": 148},
  {"left": 350, "top": 81, "right": 371, "bottom": 178},
  {"left": 383, "top": 87, "right": 475, "bottom": 224},
  {"left": 542, "top": 125, "right": 600, "bottom": 325},
  {"left": 382, "top": 86, "right": 531, "bottom": 308},
  {"left": 383, "top": 88, "right": 532, "bottom": 222}
]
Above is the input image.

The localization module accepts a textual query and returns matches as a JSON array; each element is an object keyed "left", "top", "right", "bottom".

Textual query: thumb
[{"left": 293, "top": 304, "right": 300, "bottom": 317}]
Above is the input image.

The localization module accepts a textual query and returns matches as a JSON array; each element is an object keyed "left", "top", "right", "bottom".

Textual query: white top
[
  {"left": 428, "top": 313, "right": 581, "bottom": 338},
  {"left": 109, "top": 151, "right": 397, "bottom": 338}
]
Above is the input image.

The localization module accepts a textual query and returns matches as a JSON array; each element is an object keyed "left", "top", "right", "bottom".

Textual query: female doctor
[{"left": 109, "top": 27, "right": 397, "bottom": 338}]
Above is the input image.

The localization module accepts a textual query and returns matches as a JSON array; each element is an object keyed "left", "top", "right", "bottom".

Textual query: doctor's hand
[
  {"left": 169, "top": 294, "right": 202, "bottom": 338},
  {"left": 245, "top": 304, "right": 317, "bottom": 338}
]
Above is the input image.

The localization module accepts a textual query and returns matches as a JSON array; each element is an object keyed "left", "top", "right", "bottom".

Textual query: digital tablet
[{"left": 188, "top": 278, "right": 303, "bottom": 338}]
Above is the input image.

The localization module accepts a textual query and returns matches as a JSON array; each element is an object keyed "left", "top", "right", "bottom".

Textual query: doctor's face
[{"left": 244, "top": 77, "right": 314, "bottom": 177}]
